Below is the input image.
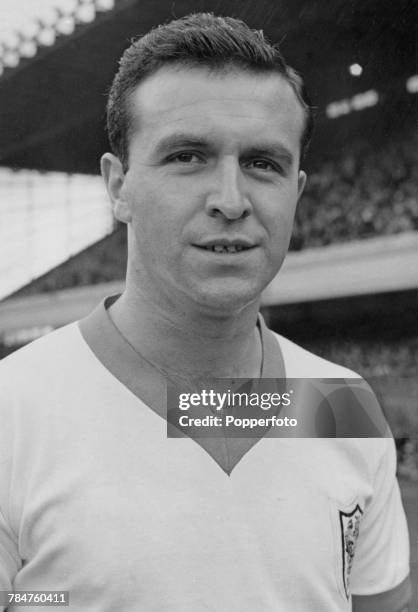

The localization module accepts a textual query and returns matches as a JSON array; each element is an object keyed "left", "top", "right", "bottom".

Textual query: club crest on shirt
[{"left": 339, "top": 504, "right": 363, "bottom": 598}]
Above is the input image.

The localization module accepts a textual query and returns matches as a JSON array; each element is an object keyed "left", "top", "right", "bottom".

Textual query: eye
[
  {"left": 247, "top": 159, "right": 279, "bottom": 172},
  {"left": 169, "top": 152, "right": 203, "bottom": 164}
]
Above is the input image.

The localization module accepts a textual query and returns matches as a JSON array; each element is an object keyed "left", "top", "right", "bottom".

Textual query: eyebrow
[
  {"left": 153, "top": 133, "right": 213, "bottom": 157},
  {"left": 153, "top": 132, "right": 295, "bottom": 166}
]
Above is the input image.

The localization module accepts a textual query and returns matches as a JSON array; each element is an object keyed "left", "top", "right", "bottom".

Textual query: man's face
[{"left": 110, "top": 66, "right": 306, "bottom": 314}]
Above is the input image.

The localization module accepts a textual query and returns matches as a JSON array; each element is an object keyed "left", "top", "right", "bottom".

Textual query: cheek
[
  {"left": 264, "top": 196, "right": 297, "bottom": 242},
  {"left": 129, "top": 189, "right": 184, "bottom": 261}
]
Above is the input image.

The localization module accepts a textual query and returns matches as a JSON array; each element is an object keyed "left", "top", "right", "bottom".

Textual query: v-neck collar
[{"left": 78, "top": 296, "right": 286, "bottom": 475}]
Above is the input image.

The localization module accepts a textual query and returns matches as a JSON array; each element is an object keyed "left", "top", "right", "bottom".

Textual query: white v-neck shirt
[{"left": 0, "top": 308, "right": 411, "bottom": 611}]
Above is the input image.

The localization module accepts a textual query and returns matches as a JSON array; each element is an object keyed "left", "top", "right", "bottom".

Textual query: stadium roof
[{"left": 0, "top": 0, "right": 416, "bottom": 174}]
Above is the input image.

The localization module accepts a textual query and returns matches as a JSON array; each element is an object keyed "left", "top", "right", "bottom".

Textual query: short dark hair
[{"left": 106, "top": 13, "right": 314, "bottom": 171}]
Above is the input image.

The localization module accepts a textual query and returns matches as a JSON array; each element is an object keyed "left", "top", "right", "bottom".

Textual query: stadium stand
[
  {"left": 11, "top": 223, "right": 127, "bottom": 297},
  {"left": 291, "top": 131, "right": 418, "bottom": 249}
]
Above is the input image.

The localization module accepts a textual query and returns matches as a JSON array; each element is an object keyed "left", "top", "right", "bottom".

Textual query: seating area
[{"left": 291, "top": 132, "right": 418, "bottom": 249}]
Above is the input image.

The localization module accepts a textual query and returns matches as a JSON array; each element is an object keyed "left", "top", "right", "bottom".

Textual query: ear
[
  {"left": 100, "top": 153, "right": 132, "bottom": 223},
  {"left": 297, "top": 170, "right": 307, "bottom": 202}
]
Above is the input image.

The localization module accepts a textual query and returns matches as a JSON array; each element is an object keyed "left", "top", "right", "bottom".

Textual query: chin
[{"left": 191, "top": 282, "right": 263, "bottom": 315}]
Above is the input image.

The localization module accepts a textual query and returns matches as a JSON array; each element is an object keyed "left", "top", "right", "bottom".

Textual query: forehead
[{"left": 127, "top": 66, "right": 305, "bottom": 154}]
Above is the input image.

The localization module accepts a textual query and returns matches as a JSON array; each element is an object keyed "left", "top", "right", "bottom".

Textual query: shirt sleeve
[{"left": 349, "top": 437, "right": 411, "bottom": 610}]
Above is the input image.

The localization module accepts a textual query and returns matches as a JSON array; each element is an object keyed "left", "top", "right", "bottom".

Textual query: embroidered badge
[{"left": 339, "top": 504, "right": 363, "bottom": 598}]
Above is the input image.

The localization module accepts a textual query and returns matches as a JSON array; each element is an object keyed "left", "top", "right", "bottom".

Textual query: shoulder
[
  {"left": 0, "top": 323, "right": 84, "bottom": 375},
  {"left": 271, "top": 331, "right": 390, "bottom": 440},
  {"left": 0, "top": 323, "right": 95, "bottom": 403},
  {"left": 272, "top": 331, "right": 360, "bottom": 379},
  {"left": 0, "top": 322, "right": 116, "bottom": 441}
]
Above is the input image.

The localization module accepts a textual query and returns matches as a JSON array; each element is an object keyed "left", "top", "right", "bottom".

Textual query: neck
[{"left": 108, "top": 285, "right": 262, "bottom": 380}]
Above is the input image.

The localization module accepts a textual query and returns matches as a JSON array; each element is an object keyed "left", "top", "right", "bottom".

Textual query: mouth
[{"left": 196, "top": 244, "right": 254, "bottom": 254}]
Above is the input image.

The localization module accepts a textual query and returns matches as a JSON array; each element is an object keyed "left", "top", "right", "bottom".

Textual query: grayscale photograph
[{"left": 0, "top": 0, "right": 416, "bottom": 610}]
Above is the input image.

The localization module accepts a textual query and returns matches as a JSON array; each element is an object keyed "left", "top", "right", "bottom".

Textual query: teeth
[
  {"left": 204, "top": 244, "right": 247, "bottom": 253},
  {"left": 204, "top": 245, "right": 246, "bottom": 253}
]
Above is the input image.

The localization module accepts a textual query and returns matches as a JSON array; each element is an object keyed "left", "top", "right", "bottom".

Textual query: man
[{"left": 0, "top": 13, "right": 411, "bottom": 611}]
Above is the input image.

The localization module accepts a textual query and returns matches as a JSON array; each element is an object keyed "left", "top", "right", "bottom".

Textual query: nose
[{"left": 205, "top": 158, "right": 252, "bottom": 220}]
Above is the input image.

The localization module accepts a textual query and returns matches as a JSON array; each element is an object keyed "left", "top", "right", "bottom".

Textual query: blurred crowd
[{"left": 291, "top": 133, "right": 418, "bottom": 250}]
